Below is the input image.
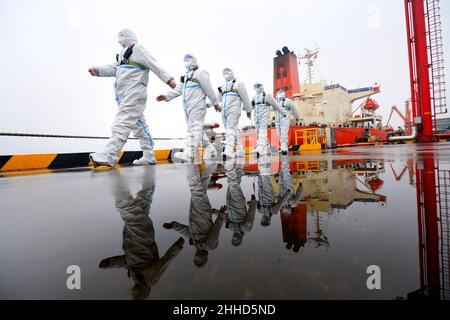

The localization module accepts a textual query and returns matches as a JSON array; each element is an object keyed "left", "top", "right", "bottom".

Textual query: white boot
[
  {"left": 251, "top": 147, "right": 261, "bottom": 155},
  {"left": 173, "top": 151, "right": 192, "bottom": 162},
  {"left": 203, "top": 144, "right": 218, "bottom": 160},
  {"left": 133, "top": 152, "right": 157, "bottom": 166},
  {"left": 89, "top": 152, "right": 115, "bottom": 168},
  {"left": 252, "top": 145, "right": 270, "bottom": 157},
  {"left": 223, "top": 147, "right": 235, "bottom": 159}
]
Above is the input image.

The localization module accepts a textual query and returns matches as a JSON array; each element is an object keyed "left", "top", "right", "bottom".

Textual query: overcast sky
[{"left": 0, "top": 0, "right": 449, "bottom": 154}]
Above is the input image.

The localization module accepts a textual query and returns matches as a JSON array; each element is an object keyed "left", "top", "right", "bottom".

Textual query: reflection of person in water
[
  {"left": 223, "top": 160, "right": 257, "bottom": 246},
  {"left": 257, "top": 157, "right": 289, "bottom": 226},
  {"left": 278, "top": 155, "right": 303, "bottom": 214},
  {"left": 99, "top": 167, "right": 185, "bottom": 300},
  {"left": 164, "top": 163, "right": 225, "bottom": 267}
]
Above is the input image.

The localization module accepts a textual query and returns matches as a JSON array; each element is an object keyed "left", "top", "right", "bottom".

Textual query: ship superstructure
[{"left": 272, "top": 47, "right": 381, "bottom": 127}]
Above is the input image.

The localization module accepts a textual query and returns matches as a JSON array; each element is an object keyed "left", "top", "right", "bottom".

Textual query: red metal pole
[
  {"left": 405, "top": 0, "right": 437, "bottom": 142},
  {"left": 405, "top": 0, "right": 418, "bottom": 121}
]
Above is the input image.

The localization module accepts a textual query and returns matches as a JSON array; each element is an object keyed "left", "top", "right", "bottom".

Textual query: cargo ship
[{"left": 241, "top": 46, "right": 392, "bottom": 152}]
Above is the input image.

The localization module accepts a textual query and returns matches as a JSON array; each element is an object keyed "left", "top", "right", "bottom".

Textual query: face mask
[
  {"left": 184, "top": 60, "right": 195, "bottom": 71},
  {"left": 277, "top": 91, "right": 286, "bottom": 101},
  {"left": 184, "top": 54, "right": 197, "bottom": 71},
  {"left": 118, "top": 37, "right": 127, "bottom": 48},
  {"left": 223, "top": 69, "right": 234, "bottom": 81}
]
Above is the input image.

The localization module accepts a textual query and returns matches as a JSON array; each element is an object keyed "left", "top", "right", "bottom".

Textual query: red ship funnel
[{"left": 274, "top": 47, "right": 301, "bottom": 98}]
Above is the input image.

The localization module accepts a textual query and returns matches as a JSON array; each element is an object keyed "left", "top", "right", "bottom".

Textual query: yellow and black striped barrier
[{"left": 0, "top": 150, "right": 176, "bottom": 172}]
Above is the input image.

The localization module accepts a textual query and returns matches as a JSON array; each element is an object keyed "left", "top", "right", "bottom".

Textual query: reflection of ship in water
[
  {"left": 294, "top": 160, "right": 385, "bottom": 251},
  {"left": 246, "top": 158, "right": 387, "bottom": 253},
  {"left": 296, "top": 159, "right": 386, "bottom": 212}
]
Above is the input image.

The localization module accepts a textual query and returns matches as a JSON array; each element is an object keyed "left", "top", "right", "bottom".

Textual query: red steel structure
[
  {"left": 273, "top": 47, "right": 301, "bottom": 99},
  {"left": 409, "top": 152, "right": 450, "bottom": 300},
  {"left": 386, "top": 101, "right": 413, "bottom": 135},
  {"left": 404, "top": 0, "right": 447, "bottom": 142},
  {"left": 404, "top": 0, "right": 448, "bottom": 299}
]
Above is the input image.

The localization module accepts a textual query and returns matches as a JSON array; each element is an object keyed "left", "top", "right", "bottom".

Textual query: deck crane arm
[{"left": 386, "top": 105, "right": 407, "bottom": 127}]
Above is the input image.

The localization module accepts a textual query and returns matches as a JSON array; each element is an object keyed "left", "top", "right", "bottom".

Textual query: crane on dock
[{"left": 386, "top": 100, "right": 413, "bottom": 135}]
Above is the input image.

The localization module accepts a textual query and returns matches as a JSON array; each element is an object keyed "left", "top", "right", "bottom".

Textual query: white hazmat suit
[
  {"left": 218, "top": 68, "right": 252, "bottom": 158},
  {"left": 251, "top": 84, "right": 287, "bottom": 156},
  {"left": 275, "top": 90, "right": 300, "bottom": 154},
  {"left": 162, "top": 54, "right": 220, "bottom": 162},
  {"left": 89, "top": 29, "right": 174, "bottom": 168}
]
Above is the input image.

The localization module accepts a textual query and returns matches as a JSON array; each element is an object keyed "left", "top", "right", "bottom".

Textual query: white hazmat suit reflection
[
  {"left": 98, "top": 167, "right": 184, "bottom": 300},
  {"left": 224, "top": 161, "right": 257, "bottom": 246},
  {"left": 257, "top": 157, "right": 290, "bottom": 226},
  {"left": 164, "top": 164, "right": 225, "bottom": 267}
]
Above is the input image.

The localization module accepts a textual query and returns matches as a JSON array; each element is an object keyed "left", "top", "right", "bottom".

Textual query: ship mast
[{"left": 298, "top": 48, "right": 319, "bottom": 85}]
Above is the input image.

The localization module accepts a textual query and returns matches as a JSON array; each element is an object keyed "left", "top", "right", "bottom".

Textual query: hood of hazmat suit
[
  {"left": 277, "top": 90, "right": 286, "bottom": 101},
  {"left": 223, "top": 68, "right": 235, "bottom": 81},
  {"left": 118, "top": 28, "right": 138, "bottom": 48},
  {"left": 254, "top": 83, "right": 264, "bottom": 95}
]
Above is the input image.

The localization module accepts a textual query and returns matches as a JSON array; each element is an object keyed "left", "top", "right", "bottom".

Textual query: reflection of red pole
[
  {"left": 280, "top": 203, "right": 307, "bottom": 252},
  {"left": 415, "top": 156, "right": 441, "bottom": 298}
]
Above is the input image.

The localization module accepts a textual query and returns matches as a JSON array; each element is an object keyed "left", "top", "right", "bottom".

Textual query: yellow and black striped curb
[{"left": 0, "top": 150, "right": 179, "bottom": 172}]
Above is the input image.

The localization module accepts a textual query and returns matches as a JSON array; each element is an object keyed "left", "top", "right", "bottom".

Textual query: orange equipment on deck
[{"left": 363, "top": 99, "right": 380, "bottom": 112}]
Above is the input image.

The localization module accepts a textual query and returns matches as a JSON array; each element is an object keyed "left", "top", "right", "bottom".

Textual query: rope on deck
[{"left": 0, "top": 132, "right": 185, "bottom": 141}]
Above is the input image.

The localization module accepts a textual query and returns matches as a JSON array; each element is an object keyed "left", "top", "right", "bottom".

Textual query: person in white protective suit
[
  {"left": 275, "top": 90, "right": 300, "bottom": 155},
  {"left": 223, "top": 160, "right": 257, "bottom": 246},
  {"left": 156, "top": 54, "right": 221, "bottom": 162},
  {"left": 251, "top": 83, "right": 287, "bottom": 157},
  {"left": 88, "top": 29, "right": 176, "bottom": 168},
  {"left": 98, "top": 167, "right": 185, "bottom": 300},
  {"left": 218, "top": 68, "right": 252, "bottom": 159},
  {"left": 257, "top": 157, "right": 290, "bottom": 227},
  {"left": 163, "top": 164, "right": 225, "bottom": 267}
]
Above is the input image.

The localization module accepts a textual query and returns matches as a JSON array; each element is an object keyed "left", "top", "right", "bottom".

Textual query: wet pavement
[{"left": 1, "top": 143, "right": 450, "bottom": 300}]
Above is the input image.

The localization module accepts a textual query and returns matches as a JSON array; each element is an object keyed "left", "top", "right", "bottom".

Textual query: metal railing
[
  {"left": 0, "top": 132, "right": 185, "bottom": 141},
  {"left": 437, "top": 168, "right": 450, "bottom": 299},
  {"left": 294, "top": 128, "right": 327, "bottom": 147},
  {"left": 425, "top": 0, "right": 447, "bottom": 122}
]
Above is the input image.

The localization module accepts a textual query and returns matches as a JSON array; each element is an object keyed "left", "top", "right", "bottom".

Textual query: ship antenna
[{"left": 298, "top": 47, "right": 320, "bottom": 85}]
